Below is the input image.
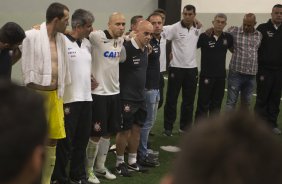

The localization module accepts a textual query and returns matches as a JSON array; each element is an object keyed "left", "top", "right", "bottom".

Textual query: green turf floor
[{"left": 98, "top": 81, "right": 282, "bottom": 184}]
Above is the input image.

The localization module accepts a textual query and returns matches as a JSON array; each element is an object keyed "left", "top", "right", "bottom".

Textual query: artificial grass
[{"left": 99, "top": 81, "right": 282, "bottom": 184}]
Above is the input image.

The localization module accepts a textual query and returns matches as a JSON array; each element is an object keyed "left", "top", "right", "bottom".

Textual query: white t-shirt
[
  {"left": 89, "top": 30, "right": 124, "bottom": 95},
  {"left": 162, "top": 22, "right": 201, "bottom": 68},
  {"left": 63, "top": 37, "right": 92, "bottom": 103}
]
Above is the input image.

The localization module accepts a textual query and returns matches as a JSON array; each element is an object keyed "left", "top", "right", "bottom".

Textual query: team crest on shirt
[
  {"left": 223, "top": 39, "right": 228, "bottom": 46},
  {"left": 260, "top": 75, "right": 265, "bottom": 81},
  {"left": 267, "top": 31, "right": 274, "bottom": 37},
  {"left": 64, "top": 107, "right": 70, "bottom": 115},
  {"left": 94, "top": 122, "right": 102, "bottom": 132},
  {"left": 204, "top": 78, "right": 209, "bottom": 84},
  {"left": 124, "top": 104, "right": 131, "bottom": 112},
  {"left": 195, "top": 30, "right": 199, "bottom": 36}
]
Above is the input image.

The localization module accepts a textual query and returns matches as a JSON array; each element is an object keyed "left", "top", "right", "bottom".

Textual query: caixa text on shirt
[{"left": 104, "top": 51, "right": 120, "bottom": 58}]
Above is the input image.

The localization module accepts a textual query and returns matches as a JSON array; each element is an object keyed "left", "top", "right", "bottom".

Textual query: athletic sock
[
  {"left": 86, "top": 139, "right": 99, "bottom": 172},
  {"left": 128, "top": 153, "right": 137, "bottom": 165},
  {"left": 41, "top": 146, "right": 56, "bottom": 184},
  {"left": 116, "top": 155, "right": 125, "bottom": 167},
  {"left": 95, "top": 137, "right": 110, "bottom": 171}
]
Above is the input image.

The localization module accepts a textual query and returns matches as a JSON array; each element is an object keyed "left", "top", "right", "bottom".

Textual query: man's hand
[
  {"left": 147, "top": 44, "right": 153, "bottom": 55},
  {"left": 32, "top": 24, "right": 40, "bottom": 30},
  {"left": 11, "top": 47, "right": 22, "bottom": 65},
  {"left": 91, "top": 75, "right": 99, "bottom": 90},
  {"left": 194, "top": 18, "right": 202, "bottom": 29},
  {"left": 205, "top": 27, "right": 214, "bottom": 37}
]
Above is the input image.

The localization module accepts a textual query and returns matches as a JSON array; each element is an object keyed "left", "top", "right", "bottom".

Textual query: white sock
[
  {"left": 86, "top": 139, "right": 99, "bottom": 172},
  {"left": 95, "top": 137, "right": 110, "bottom": 171},
  {"left": 116, "top": 155, "right": 124, "bottom": 167},
  {"left": 128, "top": 153, "right": 137, "bottom": 165},
  {"left": 41, "top": 146, "right": 56, "bottom": 184}
]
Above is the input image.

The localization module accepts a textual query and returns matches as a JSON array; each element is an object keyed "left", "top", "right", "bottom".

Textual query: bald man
[
  {"left": 115, "top": 20, "right": 153, "bottom": 176},
  {"left": 225, "top": 13, "right": 262, "bottom": 111},
  {"left": 85, "top": 12, "right": 126, "bottom": 183}
]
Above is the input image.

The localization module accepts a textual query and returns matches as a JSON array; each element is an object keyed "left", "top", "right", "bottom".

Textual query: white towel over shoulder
[{"left": 21, "top": 22, "right": 70, "bottom": 98}]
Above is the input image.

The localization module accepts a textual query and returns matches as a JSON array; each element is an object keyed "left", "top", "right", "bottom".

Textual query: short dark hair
[
  {"left": 273, "top": 4, "right": 282, "bottom": 9},
  {"left": 147, "top": 12, "right": 163, "bottom": 22},
  {"left": 130, "top": 15, "right": 143, "bottom": 25},
  {"left": 183, "top": 4, "right": 196, "bottom": 14},
  {"left": 71, "top": 9, "right": 95, "bottom": 28},
  {"left": 172, "top": 111, "right": 282, "bottom": 184},
  {"left": 0, "top": 22, "right": 25, "bottom": 45},
  {"left": 153, "top": 8, "right": 166, "bottom": 16},
  {"left": 0, "top": 81, "right": 47, "bottom": 182},
  {"left": 46, "top": 2, "right": 69, "bottom": 23}
]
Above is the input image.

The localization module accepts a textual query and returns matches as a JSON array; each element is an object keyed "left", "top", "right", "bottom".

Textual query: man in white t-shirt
[
  {"left": 85, "top": 12, "right": 126, "bottom": 183},
  {"left": 51, "top": 9, "right": 96, "bottom": 184},
  {"left": 161, "top": 4, "right": 202, "bottom": 136}
]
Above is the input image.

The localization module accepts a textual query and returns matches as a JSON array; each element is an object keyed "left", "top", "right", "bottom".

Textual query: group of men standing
[
  {"left": 1, "top": 2, "right": 166, "bottom": 184},
  {"left": 162, "top": 4, "right": 282, "bottom": 138},
  {"left": 0, "top": 2, "right": 282, "bottom": 184}
]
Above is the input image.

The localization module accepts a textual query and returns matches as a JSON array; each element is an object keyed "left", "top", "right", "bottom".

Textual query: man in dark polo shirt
[
  {"left": 254, "top": 4, "right": 282, "bottom": 135},
  {"left": 138, "top": 12, "right": 163, "bottom": 167},
  {"left": 195, "top": 13, "right": 233, "bottom": 120},
  {"left": 0, "top": 22, "right": 25, "bottom": 80},
  {"left": 115, "top": 20, "right": 153, "bottom": 177}
]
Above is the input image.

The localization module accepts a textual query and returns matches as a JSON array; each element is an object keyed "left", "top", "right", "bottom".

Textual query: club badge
[
  {"left": 124, "top": 104, "right": 131, "bottom": 112},
  {"left": 223, "top": 39, "right": 228, "bottom": 46},
  {"left": 94, "top": 122, "right": 101, "bottom": 132},
  {"left": 64, "top": 107, "right": 70, "bottom": 115}
]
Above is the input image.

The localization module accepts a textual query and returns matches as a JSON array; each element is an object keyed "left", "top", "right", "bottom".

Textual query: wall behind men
[
  {"left": 181, "top": 0, "right": 279, "bottom": 71},
  {"left": 0, "top": 0, "right": 158, "bottom": 83}
]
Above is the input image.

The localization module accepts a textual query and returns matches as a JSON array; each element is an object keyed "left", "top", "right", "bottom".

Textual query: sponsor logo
[{"left": 104, "top": 51, "right": 120, "bottom": 58}]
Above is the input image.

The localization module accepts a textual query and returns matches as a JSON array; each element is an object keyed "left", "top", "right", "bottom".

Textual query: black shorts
[
  {"left": 119, "top": 100, "right": 147, "bottom": 131},
  {"left": 91, "top": 94, "right": 121, "bottom": 137},
  {"left": 63, "top": 101, "right": 92, "bottom": 140}
]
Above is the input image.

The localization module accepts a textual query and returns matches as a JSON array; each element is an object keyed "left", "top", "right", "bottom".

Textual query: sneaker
[
  {"left": 163, "top": 130, "right": 172, "bottom": 136},
  {"left": 272, "top": 127, "right": 282, "bottom": 135},
  {"left": 179, "top": 129, "right": 185, "bottom": 134},
  {"left": 127, "top": 162, "right": 149, "bottom": 173},
  {"left": 87, "top": 169, "right": 100, "bottom": 184},
  {"left": 95, "top": 168, "right": 116, "bottom": 180},
  {"left": 138, "top": 155, "right": 160, "bottom": 167},
  {"left": 116, "top": 162, "right": 131, "bottom": 177},
  {"left": 147, "top": 149, "right": 159, "bottom": 159}
]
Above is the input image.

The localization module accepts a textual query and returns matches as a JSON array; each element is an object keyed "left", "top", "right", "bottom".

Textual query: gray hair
[
  {"left": 71, "top": 9, "right": 94, "bottom": 28},
  {"left": 214, "top": 13, "right": 227, "bottom": 21}
]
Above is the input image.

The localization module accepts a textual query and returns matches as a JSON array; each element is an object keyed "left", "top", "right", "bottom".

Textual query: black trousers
[
  {"left": 164, "top": 67, "right": 198, "bottom": 131},
  {"left": 52, "top": 102, "right": 92, "bottom": 183},
  {"left": 255, "top": 68, "right": 282, "bottom": 128},
  {"left": 195, "top": 77, "right": 225, "bottom": 120},
  {"left": 158, "top": 72, "right": 165, "bottom": 109}
]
